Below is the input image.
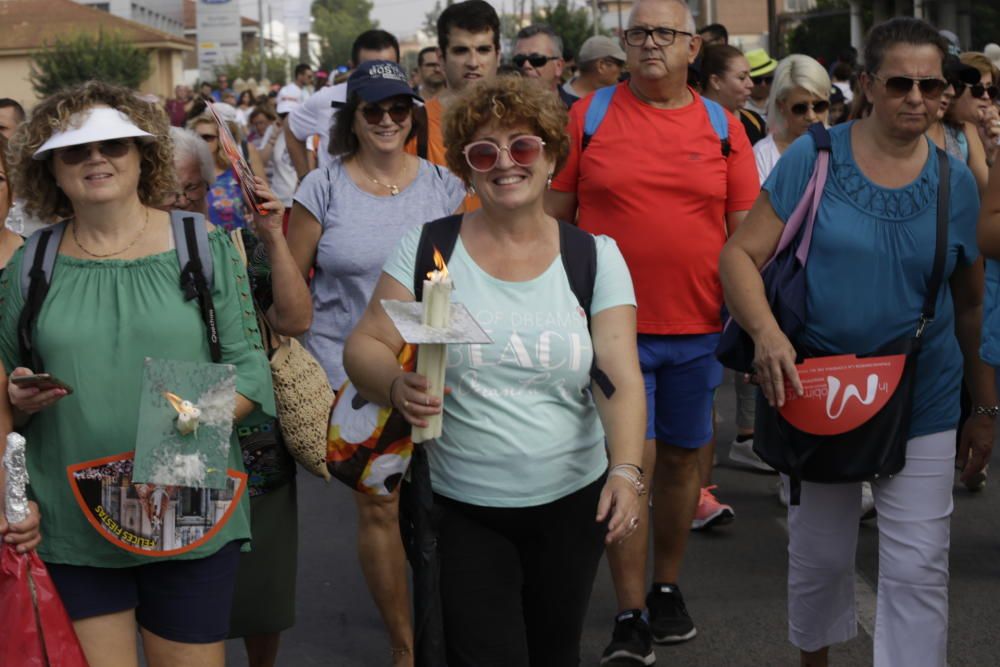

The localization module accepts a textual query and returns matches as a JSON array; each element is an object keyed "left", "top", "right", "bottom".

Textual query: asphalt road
[{"left": 223, "top": 374, "right": 1000, "bottom": 666}]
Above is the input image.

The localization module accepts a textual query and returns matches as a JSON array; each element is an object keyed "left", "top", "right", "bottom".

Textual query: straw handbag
[{"left": 232, "top": 230, "right": 333, "bottom": 480}]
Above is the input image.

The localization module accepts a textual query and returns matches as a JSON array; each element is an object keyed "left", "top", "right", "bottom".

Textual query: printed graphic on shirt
[
  {"left": 68, "top": 453, "right": 246, "bottom": 557},
  {"left": 779, "top": 353, "right": 906, "bottom": 435},
  {"left": 448, "top": 304, "right": 593, "bottom": 401}
]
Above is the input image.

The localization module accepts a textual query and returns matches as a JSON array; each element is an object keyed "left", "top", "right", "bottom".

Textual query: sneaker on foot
[
  {"left": 728, "top": 436, "right": 775, "bottom": 473},
  {"left": 646, "top": 584, "right": 697, "bottom": 644},
  {"left": 964, "top": 464, "right": 988, "bottom": 492},
  {"left": 860, "top": 481, "right": 876, "bottom": 521},
  {"left": 600, "top": 609, "right": 655, "bottom": 666},
  {"left": 691, "top": 485, "right": 734, "bottom": 530}
]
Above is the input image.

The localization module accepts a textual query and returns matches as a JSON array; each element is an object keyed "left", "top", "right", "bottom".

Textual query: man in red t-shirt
[{"left": 547, "top": 0, "right": 759, "bottom": 662}]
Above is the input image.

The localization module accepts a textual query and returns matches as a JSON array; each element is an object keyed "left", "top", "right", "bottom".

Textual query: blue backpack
[{"left": 581, "top": 84, "right": 732, "bottom": 156}]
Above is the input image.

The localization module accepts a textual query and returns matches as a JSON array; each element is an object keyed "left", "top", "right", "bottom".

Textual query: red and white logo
[{"left": 779, "top": 354, "right": 906, "bottom": 436}]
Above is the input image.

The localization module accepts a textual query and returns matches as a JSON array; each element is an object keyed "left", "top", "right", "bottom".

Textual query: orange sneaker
[{"left": 691, "top": 485, "right": 734, "bottom": 531}]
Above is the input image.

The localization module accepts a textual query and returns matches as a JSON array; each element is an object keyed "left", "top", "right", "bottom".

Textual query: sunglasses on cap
[
  {"left": 54, "top": 138, "right": 134, "bottom": 165},
  {"left": 360, "top": 102, "right": 414, "bottom": 125},
  {"left": 956, "top": 81, "right": 999, "bottom": 100},
  {"left": 790, "top": 100, "right": 831, "bottom": 116},
  {"left": 873, "top": 75, "right": 948, "bottom": 99},
  {"left": 463, "top": 135, "right": 546, "bottom": 172},
  {"left": 512, "top": 53, "right": 559, "bottom": 69}
]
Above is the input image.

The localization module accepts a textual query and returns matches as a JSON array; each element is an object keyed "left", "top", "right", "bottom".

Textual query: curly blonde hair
[
  {"left": 7, "top": 80, "right": 174, "bottom": 221},
  {"left": 442, "top": 76, "right": 570, "bottom": 186}
]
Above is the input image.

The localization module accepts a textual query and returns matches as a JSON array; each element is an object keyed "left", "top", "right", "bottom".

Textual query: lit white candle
[{"left": 412, "top": 248, "right": 452, "bottom": 442}]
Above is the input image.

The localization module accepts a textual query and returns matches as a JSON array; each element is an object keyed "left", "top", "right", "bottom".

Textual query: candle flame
[
  {"left": 163, "top": 392, "right": 186, "bottom": 414},
  {"left": 427, "top": 246, "right": 449, "bottom": 281}
]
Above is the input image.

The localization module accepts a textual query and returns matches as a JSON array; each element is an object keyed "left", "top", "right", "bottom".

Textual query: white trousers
[{"left": 786, "top": 430, "right": 955, "bottom": 666}]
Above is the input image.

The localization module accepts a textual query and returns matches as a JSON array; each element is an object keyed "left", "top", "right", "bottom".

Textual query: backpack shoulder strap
[
  {"left": 701, "top": 95, "right": 731, "bottom": 157},
  {"left": 170, "top": 211, "right": 214, "bottom": 292},
  {"left": 414, "top": 105, "right": 429, "bottom": 160},
  {"left": 807, "top": 122, "right": 832, "bottom": 151},
  {"left": 558, "top": 221, "right": 615, "bottom": 398},
  {"left": 413, "top": 215, "right": 463, "bottom": 300},
  {"left": 738, "top": 107, "right": 763, "bottom": 133},
  {"left": 581, "top": 85, "right": 617, "bottom": 152},
  {"left": 170, "top": 211, "right": 221, "bottom": 362},
  {"left": 17, "top": 221, "right": 69, "bottom": 371}
]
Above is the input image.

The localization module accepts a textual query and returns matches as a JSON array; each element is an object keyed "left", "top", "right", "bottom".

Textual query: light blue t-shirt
[
  {"left": 384, "top": 223, "right": 636, "bottom": 507},
  {"left": 295, "top": 158, "right": 465, "bottom": 387},
  {"left": 764, "top": 122, "right": 979, "bottom": 439}
]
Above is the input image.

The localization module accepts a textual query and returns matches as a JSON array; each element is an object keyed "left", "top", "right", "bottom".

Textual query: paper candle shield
[{"left": 778, "top": 354, "right": 906, "bottom": 436}]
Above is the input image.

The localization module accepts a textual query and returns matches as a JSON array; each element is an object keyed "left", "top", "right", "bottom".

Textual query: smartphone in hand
[{"left": 10, "top": 373, "right": 74, "bottom": 395}]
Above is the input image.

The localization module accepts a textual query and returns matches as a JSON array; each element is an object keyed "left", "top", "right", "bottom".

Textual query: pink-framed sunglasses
[{"left": 462, "top": 135, "right": 546, "bottom": 172}]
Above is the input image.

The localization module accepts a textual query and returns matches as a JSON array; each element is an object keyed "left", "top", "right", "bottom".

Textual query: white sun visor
[{"left": 33, "top": 106, "right": 155, "bottom": 160}]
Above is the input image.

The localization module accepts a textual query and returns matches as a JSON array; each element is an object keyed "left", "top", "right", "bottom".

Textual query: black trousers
[{"left": 435, "top": 475, "right": 607, "bottom": 667}]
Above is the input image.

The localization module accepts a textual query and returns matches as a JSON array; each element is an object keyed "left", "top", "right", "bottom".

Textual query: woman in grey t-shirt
[{"left": 286, "top": 61, "right": 464, "bottom": 665}]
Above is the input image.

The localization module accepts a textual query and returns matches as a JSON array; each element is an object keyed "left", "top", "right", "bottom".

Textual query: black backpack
[
  {"left": 411, "top": 214, "right": 615, "bottom": 398},
  {"left": 18, "top": 211, "right": 220, "bottom": 372}
]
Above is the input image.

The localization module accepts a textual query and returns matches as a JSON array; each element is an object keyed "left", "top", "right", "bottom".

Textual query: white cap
[
  {"left": 209, "top": 102, "right": 239, "bottom": 124},
  {"left": 986, "top": 43, "right": 1000, "bottom": 70},
  {"left": 33, "top": 106, "right": 154, "bottom": 160}
]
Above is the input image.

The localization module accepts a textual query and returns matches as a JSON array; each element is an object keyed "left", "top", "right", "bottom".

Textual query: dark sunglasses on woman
[
  {"left": 463, "top": 135, "right": 546, "bottom": 172},
  {"left": 512, "top": 53, "right": 559, "bottom": 69},
  {"left": 54, "top": 139, "right": 134, "bottom": 165},
  {"left": 955, "top": 81, "right": 999, "bottom": 100},
  {"left": 874, "top": 75, "right": 948, "bottom": 99},
  {"left": 360, "top": 102, "right": 413, "bottom": 125},
  {"left": 790, "top": 100, "right": 831, "bottom": 116}
]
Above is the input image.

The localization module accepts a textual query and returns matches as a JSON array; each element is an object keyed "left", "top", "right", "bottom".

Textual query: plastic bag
[{"left": 0, "top": 543, "right": 89, "bottom": 667}]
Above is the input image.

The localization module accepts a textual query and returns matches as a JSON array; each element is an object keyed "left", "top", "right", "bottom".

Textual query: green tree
[
  {"left": 29, "top": 31, "right": 152, "bottom": 97},
  {"left": 532, "top": 0, "right": 605, "bottom": 58},
  {"left": 424, "top": 0, "right": 454, "bottom": 40},
  {"left": 312, "top": 0, "right": 379, "bottom": 71},
  {"left": 216, "top": 51, "right": 295, "bottom": 86}
]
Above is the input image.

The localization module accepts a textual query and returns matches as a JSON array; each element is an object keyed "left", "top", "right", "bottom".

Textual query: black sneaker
[
  {"left": 600, "top": 609, "right": 656, "bottom": 666},
  {"left": 646, "top": 583, "right": 697, "bottom": 644}
]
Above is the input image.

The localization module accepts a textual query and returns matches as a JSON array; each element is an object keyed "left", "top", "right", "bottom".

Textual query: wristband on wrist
[
  {"left": 609, "top": 464, "right": 647, "bottom": 496},
  {"left": 974, "top": 405, "right": 999, "bottom": 418}
]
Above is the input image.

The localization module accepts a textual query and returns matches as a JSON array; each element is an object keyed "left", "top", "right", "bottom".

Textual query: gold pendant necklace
[
  {"left": 358, "top": 158, "right": 404, "bottom": 196},
  {"left": 72, "top": 207, "right": 150, "bottom": 258}
]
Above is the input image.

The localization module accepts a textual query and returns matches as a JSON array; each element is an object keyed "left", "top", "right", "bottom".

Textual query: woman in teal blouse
[{"left": 4, "top": 81, "right": 275, "bottom": 667}]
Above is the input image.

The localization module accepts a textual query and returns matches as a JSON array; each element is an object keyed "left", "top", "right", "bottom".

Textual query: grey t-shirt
[{"left": 294, "top": 157, "right": 466, "bottom": 387}]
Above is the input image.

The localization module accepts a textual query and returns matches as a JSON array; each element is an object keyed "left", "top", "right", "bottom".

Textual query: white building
[{"left": 74, "top": 0, "right": 184, "bottom": 36}]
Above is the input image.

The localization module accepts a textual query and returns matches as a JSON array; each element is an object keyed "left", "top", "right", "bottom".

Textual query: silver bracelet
[{"left": 609, "top": 465, "right": 647, "bottom": 496}]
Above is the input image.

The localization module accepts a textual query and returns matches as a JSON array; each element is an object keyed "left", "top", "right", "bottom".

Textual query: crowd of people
[{"left": 0, "top": 0, "right": 999, "bottom": 666}]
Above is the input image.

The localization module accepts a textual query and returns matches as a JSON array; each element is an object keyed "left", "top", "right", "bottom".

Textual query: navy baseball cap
[{"left": 347, "top": 60, "right": 423, "bottom": 104}]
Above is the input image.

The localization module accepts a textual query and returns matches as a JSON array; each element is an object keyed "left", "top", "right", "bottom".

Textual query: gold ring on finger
[{"left": 403, "top": 399, "right": 409, "bottom": 409}]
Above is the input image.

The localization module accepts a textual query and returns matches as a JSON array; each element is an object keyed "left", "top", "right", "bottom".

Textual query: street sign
[{"left": 196, "top": 0, "right": 242, "bottom": 83}]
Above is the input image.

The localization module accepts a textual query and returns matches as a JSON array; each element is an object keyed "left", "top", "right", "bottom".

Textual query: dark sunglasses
[
  {"left": 790, "top": 100, "right": 831, "bottom": 116},
  {"left": 512, "top": 53, "right": 559, "bottom": 69},
  {"left": 54, "top": 139, "right": 134, "bottom": 165},
  {"left": 199, "top": 133, "right": 219, "bottom": 142},
  {"left": 751, "top": 75, "right": 773, "bottom": 86},
  {"left": 360, "top": 102, "right": 413, "bottom": 125},
  {"left": 875, "top": 75, "right": 948, "bottom": 99},
  {"left": 959, "top": 82, "right": 1000, "bottom": 100},
  {"left": 463, "top": 135, "right": 546, "bottom": 172}
]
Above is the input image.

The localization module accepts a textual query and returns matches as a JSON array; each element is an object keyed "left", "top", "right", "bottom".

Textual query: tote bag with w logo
[{"left": 752, "top": 147, "right": 951, "bottom": 505}]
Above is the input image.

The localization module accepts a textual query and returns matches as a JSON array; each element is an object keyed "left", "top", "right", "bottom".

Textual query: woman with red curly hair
[{"left": 344, "top": 74, "right": 646, "bottom": 666}]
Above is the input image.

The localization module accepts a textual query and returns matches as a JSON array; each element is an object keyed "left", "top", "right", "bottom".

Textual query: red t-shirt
[{"left": 552, "top": 83, "right": 759, "bottom": 334}]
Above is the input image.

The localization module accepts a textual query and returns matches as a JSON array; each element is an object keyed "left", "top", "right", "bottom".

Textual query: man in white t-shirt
[
  {"left": 277, "top": 64, "right": 313, "bottom": 113},
  {"left": 285, "top": 31, "right": 401, "bottom": 180}
]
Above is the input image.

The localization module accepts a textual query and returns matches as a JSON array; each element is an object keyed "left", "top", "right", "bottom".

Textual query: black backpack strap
[
  {"left": 916, "top": 147, "right": 950, "bottom": 337},
  {"left": 558, "top": 221, "right": 616, "bottom": 399},
  {"left": 414, "top": 105, "right": 429, "bottom": 160},
  {"left": 170, "top": 212, "right": 221, "bottom": 363},
  {"left": 17, "top": 222, "right": 68, "bottom": 371},
  {"left": 413, "top": 215, "right": 462, "bottom": 299}
]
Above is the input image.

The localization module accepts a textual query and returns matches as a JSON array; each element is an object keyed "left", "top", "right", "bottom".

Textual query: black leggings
[{"left": 435, "top": 475, "right": 607, "bottom": 667}]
